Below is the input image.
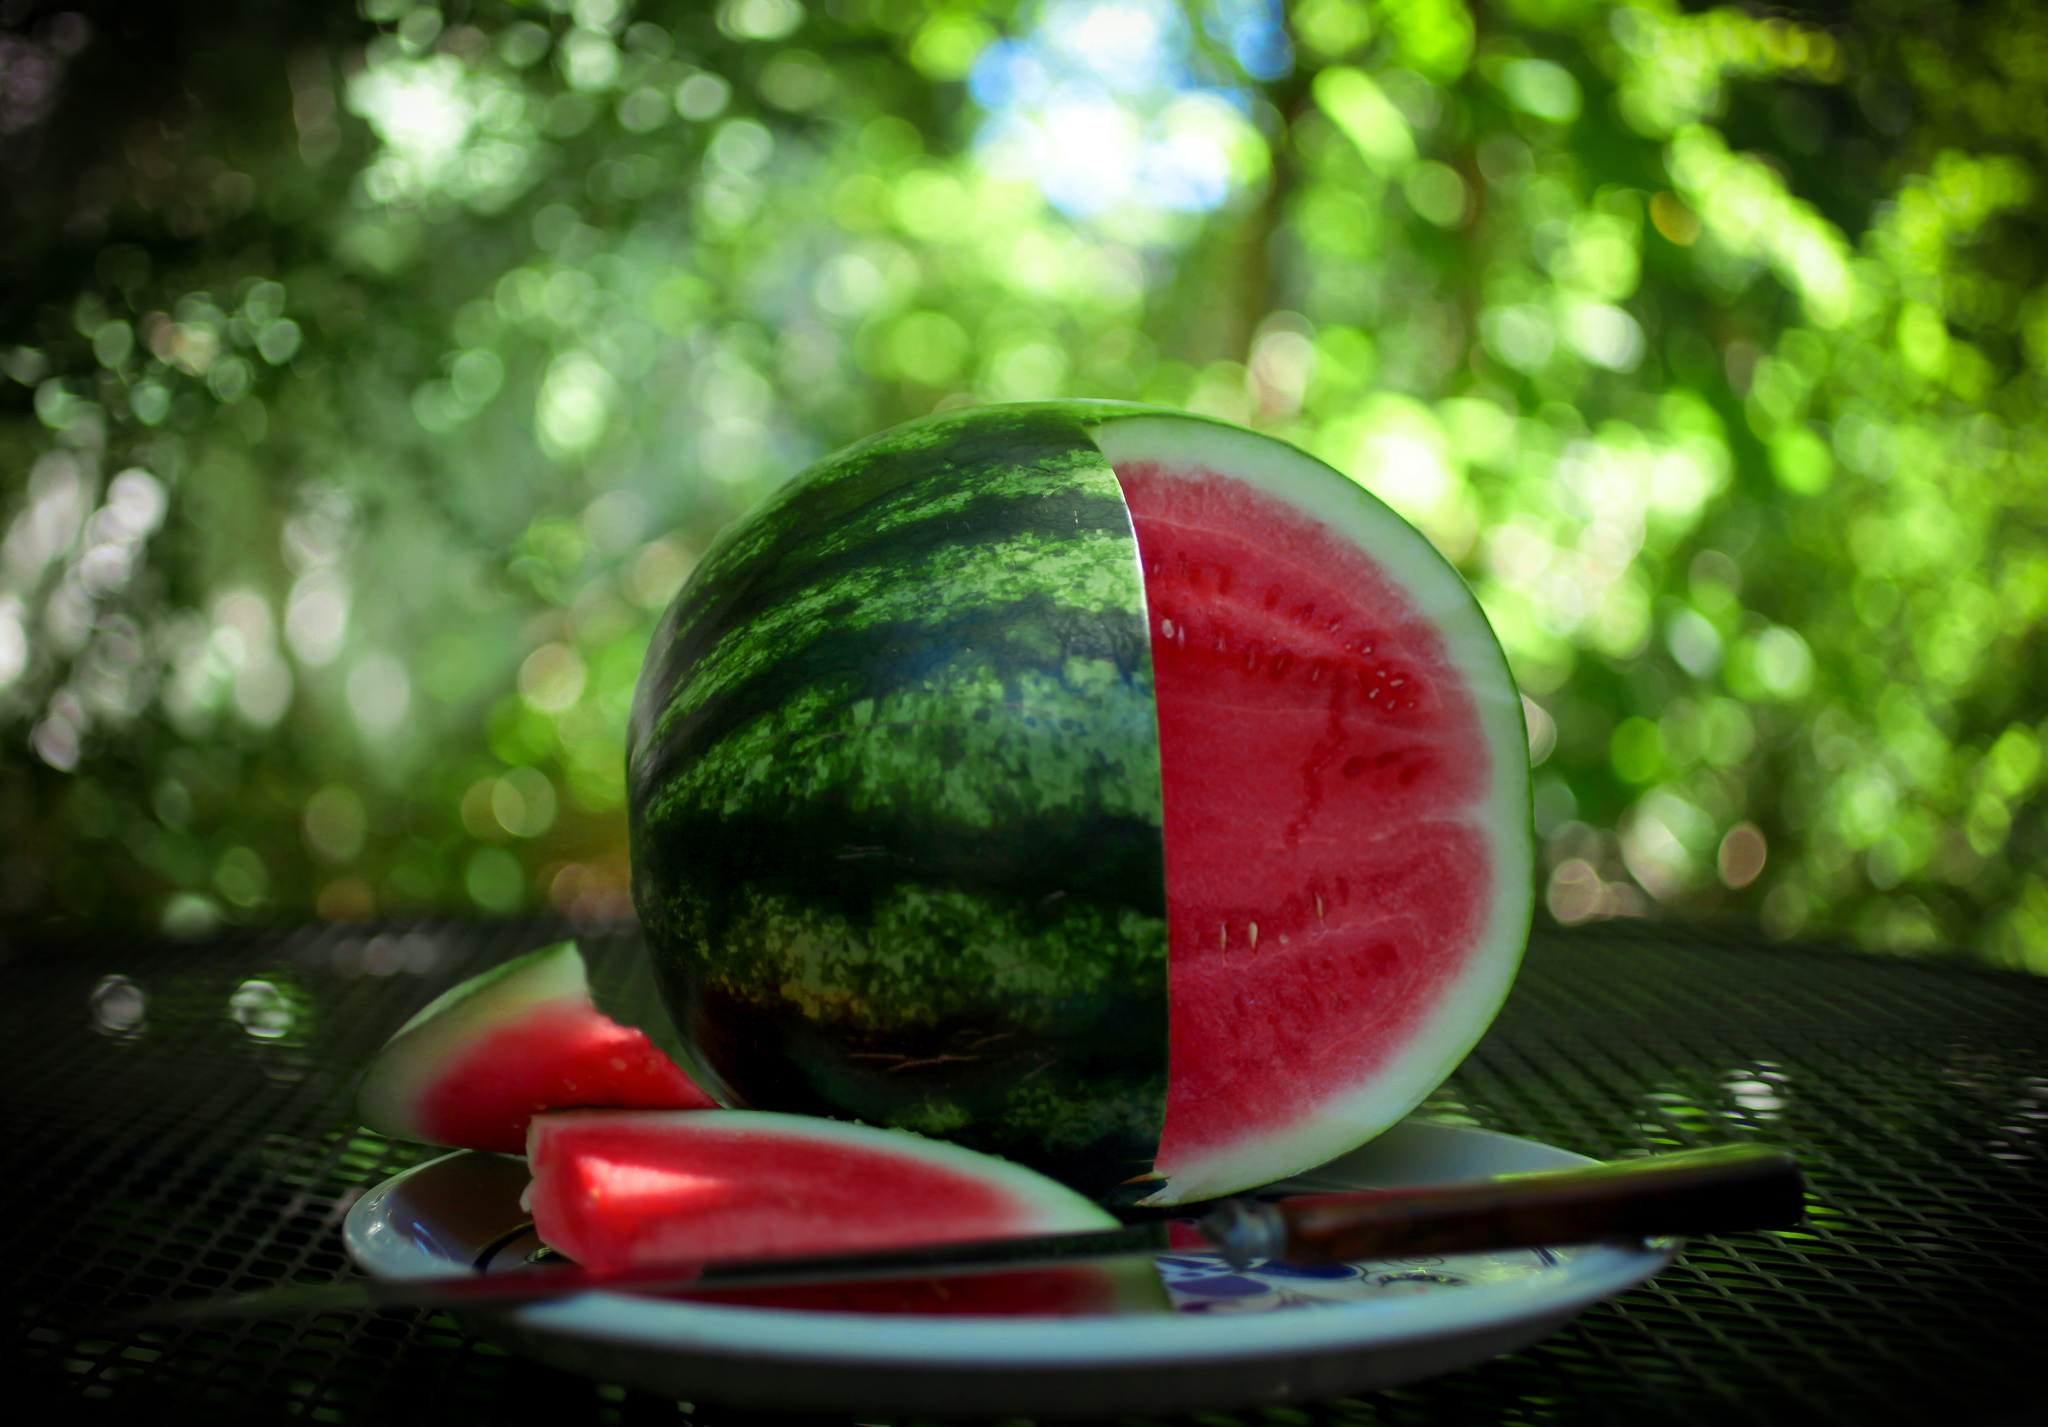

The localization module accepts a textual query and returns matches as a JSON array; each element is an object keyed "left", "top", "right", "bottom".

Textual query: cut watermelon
[
  {"left": 628, "top": 402, "right": 1531, "bottom": 1204},
  {"left": 524, "top": 1109, "right": 1125, "bottom": 1274},
  {"left": 357, "top": 941, "right": 717, "bottom": 1153},
  {"left": 1097, "top": 415, "right": 1531, "bottom": 1201}
]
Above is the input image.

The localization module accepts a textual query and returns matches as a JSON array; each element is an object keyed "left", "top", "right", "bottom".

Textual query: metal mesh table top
[{"left": 5, "top": 919, "right": 2044, "bottom": 1426}]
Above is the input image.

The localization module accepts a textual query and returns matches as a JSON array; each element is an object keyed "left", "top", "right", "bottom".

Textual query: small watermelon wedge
[
  {"left": 357, "top": 941, "right": 717, "bottom": 1153},
  {"left": 628, "top": 402, "right": 1532, "bottom": 1204},
  {"left": 524, "top": 1109, "right": 1129, "bottom": 1275}
]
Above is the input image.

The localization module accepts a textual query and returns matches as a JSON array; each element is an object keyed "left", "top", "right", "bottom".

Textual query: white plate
[{"left": 344, "top": 1119, "right": 1675, "bottom": 1418}]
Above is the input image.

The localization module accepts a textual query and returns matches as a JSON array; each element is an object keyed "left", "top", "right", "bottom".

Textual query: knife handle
[{"left": 1199, "top": 1142, "right": 1805, "bottom": 1267}]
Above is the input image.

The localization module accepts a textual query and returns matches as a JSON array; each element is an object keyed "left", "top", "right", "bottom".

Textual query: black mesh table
[{"left": 7, "top": 920, "right": 2044, "bottom": 1426}]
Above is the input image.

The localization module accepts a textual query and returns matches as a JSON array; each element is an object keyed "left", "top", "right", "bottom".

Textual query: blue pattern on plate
[{"left": 1150, "top": 1251, "right": 1568, "bottom": 1314}]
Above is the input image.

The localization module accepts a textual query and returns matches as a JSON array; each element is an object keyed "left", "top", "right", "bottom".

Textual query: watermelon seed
[
  {"left": 1248, "top": 922, "right": 1260, "bottom": 951},
  {"left": 1315, "top": 895, "right": 1325, "bottom": 925},
  {"left": 1161, "top": 617, "right": 1175, "bottom": 637}
]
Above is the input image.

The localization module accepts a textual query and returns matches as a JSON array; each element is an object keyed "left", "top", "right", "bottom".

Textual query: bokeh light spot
[{"left": 303, "top": 784, "right": 368, "bottom": 864}]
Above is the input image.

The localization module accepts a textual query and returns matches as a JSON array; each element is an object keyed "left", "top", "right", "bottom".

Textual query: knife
[{"left": 119, "top": 1141, "right": 1802, "bottom": 1325}]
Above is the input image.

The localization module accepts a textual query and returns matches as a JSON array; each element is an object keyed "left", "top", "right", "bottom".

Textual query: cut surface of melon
[
  {"left": 1093, "top": 414, "right": 1531, "bottom": 1204},
  {"left": 526, "top": 1109, "right": 1118, "bottom": 1273}
]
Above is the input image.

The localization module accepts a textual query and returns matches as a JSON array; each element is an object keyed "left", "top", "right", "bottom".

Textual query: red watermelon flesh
[
  {"left": 357, "top": 941, "right": 716, "bottom": 1154},
  {"left": 408, "top": 1000, "right": 712, "bottom": 1153},
  {"left": 1101, "top": 420, "right": 1529, "bottom": 1203},
  {"left": 526, "top": 1109, "right": 1121, "bottom": 1275}
]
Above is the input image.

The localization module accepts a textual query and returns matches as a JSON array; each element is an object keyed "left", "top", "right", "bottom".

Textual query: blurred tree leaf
[{"left": 0, "top": 0, "right": 2043, "bottom": 976}]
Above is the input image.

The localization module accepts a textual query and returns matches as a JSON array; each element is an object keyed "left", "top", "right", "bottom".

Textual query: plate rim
[{"left": 343, "top": 1120, "right": 1677, "bottom": 1369}]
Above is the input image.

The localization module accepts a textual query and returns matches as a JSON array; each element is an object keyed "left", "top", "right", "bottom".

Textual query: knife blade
[{"left": 117, "top": 1141, "right": 1802, "bottom": 1325}]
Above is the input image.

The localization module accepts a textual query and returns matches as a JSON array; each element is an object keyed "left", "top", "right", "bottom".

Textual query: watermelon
[
  {"left": 357, "top": 941, "right": 717, "bottom": 1153},
  {"left": 628, "top": 402, "right": 1531, "bottom": 1204},
  {"left": 523, "top": 1109, "right": 1130, "bottom": 1275}
]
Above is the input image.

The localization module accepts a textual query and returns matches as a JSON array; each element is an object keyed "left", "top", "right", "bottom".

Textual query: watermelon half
[
  {"left": 628, "top": 402, "right": 1531, "bottom": 1204},
  {"left": 357, "top": 941, "right": 716, "bottom": 1153},
  {"left": 524, "top": 1109, "right": 1129, "bottom": 1274}
]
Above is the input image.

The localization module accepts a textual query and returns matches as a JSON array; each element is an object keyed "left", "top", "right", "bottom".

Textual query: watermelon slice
[
  {"left": 523, "top": 1109, "right": 1128, "bottom": 1276},
  {"left": 628, "top": 402, "right": 1531, "bottom": 1204},
  {"left": 357, "top": 941, "right": 717, "bottom": 1153}
]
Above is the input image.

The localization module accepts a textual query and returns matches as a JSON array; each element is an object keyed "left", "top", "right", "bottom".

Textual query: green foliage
[{"left": 0, "top": 0, "right": 2043, "bottom": 974}]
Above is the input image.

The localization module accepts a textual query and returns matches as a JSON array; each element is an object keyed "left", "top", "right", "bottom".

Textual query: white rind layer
[
  {"left": 356, "top": 940, "right": 594, "bottom": 1144},
  {"left": 527, "top": 1109, "right": 1120, "bottom": 1232},
  {"left": 1087, "top": 412, "right": 1534, "bottom": 1205}
]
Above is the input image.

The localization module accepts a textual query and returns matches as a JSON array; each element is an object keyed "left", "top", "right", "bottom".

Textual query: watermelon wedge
[
  {"left": 357, "top": 941, "right": 717, "bottom": 1153},
  {"left": 523, "top": 1109, "right": 1129, "bottom": 1276},
  {"left": 628, "top": 402, "right": 1531, "bottom": 1204}
]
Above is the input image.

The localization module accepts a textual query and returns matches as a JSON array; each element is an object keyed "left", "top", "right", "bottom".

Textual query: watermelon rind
[
  {"left": 391, "top": 939, "right": 589, "bottom": 1042},
  {"left": 628, "top": 405, "right": 1170, "bottom": 1203},
  {"left": 524, "top": 1108, "right": 1122, "bottom": 1272},
  {"left": 1086, "top": 410, "right": 1534, "bottom": 1203},
  {"left": 628, "top": 401, "right": 1531, "bottom": 1206}
]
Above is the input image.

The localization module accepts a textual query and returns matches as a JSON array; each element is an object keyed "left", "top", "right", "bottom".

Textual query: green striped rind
[
  {"left": 628, "top": 404, "right": 1169, "bottom": 1202},
  {"left": 356, "top": 940, "right": 590, "bottom": 1143}
]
